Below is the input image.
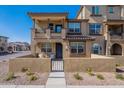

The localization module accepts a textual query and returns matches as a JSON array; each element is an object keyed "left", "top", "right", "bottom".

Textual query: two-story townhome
[
  {"left": 28, "top": 12, "right": 95, "bottom": 59},
  {"left": 0, "top": 36, "right": 8, "bottom": 54},
  {"left": 77, "top": 5, "right": 124, "bottom": 56}
]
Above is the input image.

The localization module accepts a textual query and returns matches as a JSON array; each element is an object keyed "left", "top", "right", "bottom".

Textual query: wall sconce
[{"left": 65, "top": 45, "right": 68, "bottom": 51}]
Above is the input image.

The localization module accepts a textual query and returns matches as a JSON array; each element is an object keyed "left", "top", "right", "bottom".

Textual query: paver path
[{"left": 46, "top": 72, "right": 66, "bottom": 88}]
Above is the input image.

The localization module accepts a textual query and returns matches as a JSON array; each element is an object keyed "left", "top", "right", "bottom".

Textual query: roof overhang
[
  {"left": 28, "top": 12, "right": 68, "bottom": 21},
  {"left": 103, "top": 19, "right": 124, "bottom": 25}
]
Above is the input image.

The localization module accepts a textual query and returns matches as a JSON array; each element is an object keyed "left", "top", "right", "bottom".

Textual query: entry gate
[{"left": 51, "top": 59, "right": 64, "bottom": 72}]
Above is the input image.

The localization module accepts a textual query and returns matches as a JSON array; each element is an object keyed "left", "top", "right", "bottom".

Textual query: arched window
[{"left": 92, "top": 43, "right": 101, "bottom": 54}]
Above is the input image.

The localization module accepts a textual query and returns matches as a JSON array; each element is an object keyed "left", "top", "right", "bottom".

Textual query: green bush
[
  {"left": 5, "top": 72, "right": 15, "bottom": 81},
  {"left": 21, "top": 67, "right": 30, "bottom": 72},
  {"left": 88, "top": 72, "right": 95, "bottom": 76},
  {"left": 26, "top": 71, "right": 35, "bottom": 76},
  {"left": 74, "top": 73, "right": 83, "bottom": 80},
  {"left": 86, "top": 67, "right": 95, "bottom": 76},
  {"left": 86, "top": 67, "right": 92, "bottom": 73},
  {"left": 29, "top": 75, "right": 38, "bottom": 81},
  {"left": 96, "top": 74, "right": 104, "bottom": 80},
  {"left": 116, "top": 74, "right": 124, "bottom": 80}
]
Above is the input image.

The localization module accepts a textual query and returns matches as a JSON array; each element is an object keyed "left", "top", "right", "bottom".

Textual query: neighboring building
[
  {"left": 8, "top": 42, "right": 30, "bottom": 52},
  {"left": 0, "top": 36, "right": 8, "bottom": 53},
  {"left": 28, "top": 5, "right": 124, "bottom": 59},
  {"left": 77, "top": 5, "right": 124, "bottom": 56}
]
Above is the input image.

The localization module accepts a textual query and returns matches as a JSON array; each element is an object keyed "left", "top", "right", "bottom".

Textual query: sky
[{"left": 0, "top": 5, "right": 80, "bottom": 44}]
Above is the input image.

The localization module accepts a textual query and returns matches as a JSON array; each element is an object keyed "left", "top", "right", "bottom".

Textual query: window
[
  {"left": 42, "top": 43, "right": 52, "bottom": 53},
  {"left": 92, "top": 43, "right": 101, "bottom": 54},
  {"left": 92, "top": 6, "right": 100, "bottom": 15},
  {"left": 70, "top": 42, "right": 85, "bottom": 54},
  {"left": 48, "top": 23, "right": 54, "bottom": 30},
  {"left": 89, "top": 23, "right": 102, "bottom": 35},
  {"left": 68, "top": 22, "right": 81, "bottom": 33},
  {"left": 109, "top": 7, "right": 114, "bottom": 13}
]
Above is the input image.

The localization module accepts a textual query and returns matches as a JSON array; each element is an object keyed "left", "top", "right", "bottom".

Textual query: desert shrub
[
  {"left": 29, "top": 75, "right": 38, "bottom": 81},
  {"left": 86, "top": 67, "right": 92, "bottom": 73},
  {"left": 116, "top": 74, "right": 124, "bottom": 80},
  {"left": 5, "top": 72, "right": 15, "bottom": 81},
  {"left": 86, "top": 67, "right": 95, "bottom": 76},
  {"left": 116, "top": 64, "right": 121, "bottom": 67},
  {"left": 21, "top": 67, "right": 30, "bottom": 72},
  {"left": 96, "top": 74, "right": 104, "bottom": 80},
  {"left": 73, "top": 73, "right": 83, "bottom": 80},
  {"left": 26, "top": 70, "right": 35, "bottom": 76}
]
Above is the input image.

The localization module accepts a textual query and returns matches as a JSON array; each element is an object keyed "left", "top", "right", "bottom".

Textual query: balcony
[{"left": 32, "top": 28, "right": 67, "bottom": 39}]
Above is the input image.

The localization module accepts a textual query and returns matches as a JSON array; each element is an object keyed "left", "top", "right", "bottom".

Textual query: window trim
[
  {"left": 70, "top": 42, "right": 85, "bottom": 54},
  {"left": 89, "top": 23, "right": 102, "bottom": 35},
  {"left": 68, "top": 22, "right": 81, "bottom": 33},
  {"left": 42, "top": 42, "right": 52, "bottom": 53},
  {"left": 108, "top": 6, "right": 114, "bottom": 13},
  {"left": 91, "top": 6, "right": 100, "bottom": 15}
]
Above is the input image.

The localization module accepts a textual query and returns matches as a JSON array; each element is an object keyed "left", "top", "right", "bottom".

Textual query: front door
[{"left": 56, "top": 43, "right": 62, "bottom": 59}]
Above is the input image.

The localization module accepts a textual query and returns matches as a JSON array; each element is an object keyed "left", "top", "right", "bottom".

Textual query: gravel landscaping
[
  {"left": 65, "top": 72, "right": 124, "bottom": 86},
  {"left": 0, "top": 62, "right": 49, "bottom": 85}
]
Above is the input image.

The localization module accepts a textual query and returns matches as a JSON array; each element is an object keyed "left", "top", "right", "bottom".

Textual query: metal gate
[{"left": 51, "top": 59, "right": 64, "bottom": 72}]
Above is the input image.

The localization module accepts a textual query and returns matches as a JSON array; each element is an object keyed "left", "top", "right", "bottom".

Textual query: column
[
  {"left": 105, "top": 24, "right": 111, "bottom": 56},
  {"left": 85, "top": 41, "right": 92, "bottom": 57},
  {"left": 122, "top": 24, "right": 124, "bottom": 39},
  {"left": 63, "top": 41, "right": 69, "bottom": 58}
]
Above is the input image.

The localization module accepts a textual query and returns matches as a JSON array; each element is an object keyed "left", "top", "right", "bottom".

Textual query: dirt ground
[
  {"left": 65, "top": 72, "right": 124, "bottom": 86},
  {"left": 0, "top": 62, "right": 49, "bottom": 85}
]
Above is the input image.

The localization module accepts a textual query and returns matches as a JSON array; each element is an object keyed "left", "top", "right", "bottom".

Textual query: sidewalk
[{"left": 46, "top": 72, "right": 66, "bottom": 88}]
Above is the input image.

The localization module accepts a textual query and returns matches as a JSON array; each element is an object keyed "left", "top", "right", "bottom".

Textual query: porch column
[
  {"left": 122, "top": 24, "right": 124, "bottom": 39},
  {"left": 46, "top": 29, "right": 51, "bottom": 39},
  {"left": 63, "top": 41, "right": 69, "bottom": 58},
  {"left": 86, "top": 41, "right": 92, "bottom": 57},
  {"left": 31, "top": 41, "right": 37, "bottom": 56},
  {"left": 61, "top": 28, "right": 66, "bottom": 39},
  {"left": 105, "top": 24, "right": 111, "bottom": 56}
]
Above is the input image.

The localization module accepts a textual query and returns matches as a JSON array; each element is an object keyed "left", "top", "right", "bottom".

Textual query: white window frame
[
  {"left": 89, "top": 23, "right": 101, "bottom": 34},
  {"left": 42, "top": 42, "right": 52, "bottom": 53},
  {"left": 68, "top": 22, "right": 81, "bottom": 33},
  {"left": 92, "top": 43, "right": 101, "bottom": 54},
  {"left": 70, "top": 42, "right": 85, "bottom": 54}
]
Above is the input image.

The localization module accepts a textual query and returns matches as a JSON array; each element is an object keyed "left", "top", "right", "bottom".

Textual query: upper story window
[
  {"left": 108, "top": 7, "right": 114, "bottom": 13},
  {"left": 41, "top": 42, "right": 52, "bottom": 53},
  {"left": 70, "top": 42, "right": 85, "bottom": 54},
  {"left": 92, "top": 6, "right": 100, "bottom": 15},
  {"left": 89, "top": 23, "right": 102, "bottom": 35},
  {"left": 68, "top": 22, "right": 81, "bottom": 33}
]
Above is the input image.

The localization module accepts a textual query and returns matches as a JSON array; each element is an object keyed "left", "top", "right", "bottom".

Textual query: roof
[
  {"left": 76, "top": 6, "right": 83, "bottom": 18},
  {"left": 65, "top": 35, "right": 95, "bottom": 41},
  {"left": 28, "top": 12, "right": 68, "bottom": 18}
]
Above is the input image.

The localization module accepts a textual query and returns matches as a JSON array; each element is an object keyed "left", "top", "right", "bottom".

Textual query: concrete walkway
[{"left": 46, "top": 72, "right": 66, "bottom": 88}]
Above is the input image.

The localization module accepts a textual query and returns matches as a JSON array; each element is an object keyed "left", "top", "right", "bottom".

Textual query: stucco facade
[
  {"left": 29, "top": 5, "right": 124, "bottom": 59},
  {"left": 77, "top": 5, "right": 124, "bottom": 56},
  {"left": 28, "top": 13, "right": 95, "bottom": 59}
]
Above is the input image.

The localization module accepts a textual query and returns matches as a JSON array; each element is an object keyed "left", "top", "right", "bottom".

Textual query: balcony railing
[{"left": 32, "top": 28, "right": 67, "bottom": 39}]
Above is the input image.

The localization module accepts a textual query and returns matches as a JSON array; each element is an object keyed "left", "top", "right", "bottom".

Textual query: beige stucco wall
[
  {"left": 64, "top": 58, "right": 116, "bottom": 72},
  {"left": 77, "top": 5, "right": 123, "bottom": 21},
  {"left": 9, "top": 58, "right": 51, "bottom": 72}
]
